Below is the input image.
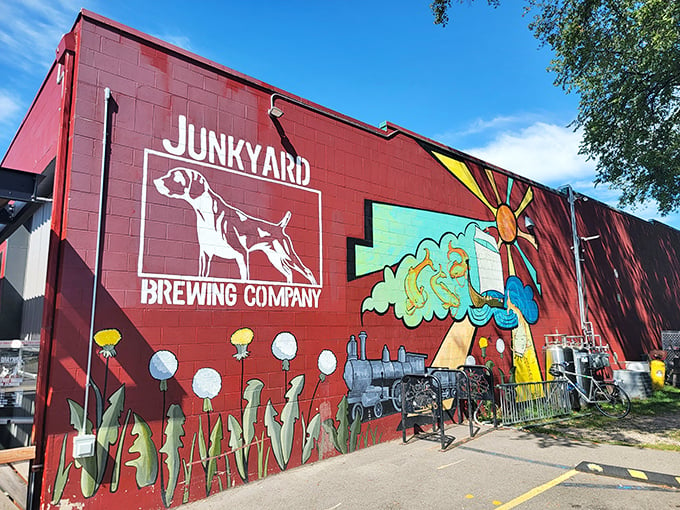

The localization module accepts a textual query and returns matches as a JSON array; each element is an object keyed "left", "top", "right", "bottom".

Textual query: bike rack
[
  {"left": 456, "top": 364, "right": 497, "bottom": 429},
  {"left": 399, "top": 374, "right": 455, "bottom": 449},
  {"left": 429, "top": 368, "right": 476, "bottom": 437}
]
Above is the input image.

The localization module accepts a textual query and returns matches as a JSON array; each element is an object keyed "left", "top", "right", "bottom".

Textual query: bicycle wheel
[
  {"left": 473, "top": 399, "right": 499, "bottom": 425},
  {"left": 594, "top": 382, "right": 631, "bottom": 418}
]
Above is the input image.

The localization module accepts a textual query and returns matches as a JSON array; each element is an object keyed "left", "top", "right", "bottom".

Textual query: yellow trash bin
[{"left": 650, "top": 360, "right": 666, "bottom": 391}]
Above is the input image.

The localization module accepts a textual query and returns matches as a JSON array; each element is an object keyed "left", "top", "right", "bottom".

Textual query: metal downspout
[{"left": 27, "top": 32, "right": 77, "bottom": 510}]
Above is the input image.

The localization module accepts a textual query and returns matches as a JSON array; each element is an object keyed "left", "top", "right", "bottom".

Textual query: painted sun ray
[
  {"left": 433, "top": 152, "right": 497, "bottom": 215},
  {"left": 514, "top": 187, "right": 534, "bottom": 217},
  {"left": 485, "top": 168, "right": 502, "bottom": 205},
  {"left": 506, "top": 244, "right": 516, "bottom": 276},
  {"left": 516, "top": 228, "right": 538, "bottom": 250},
  {"left": 506, "top": 178, "right": 514, "bottom": 204},
  {"left": 514, "top": 242, "right": 542, "bottom": 294}
]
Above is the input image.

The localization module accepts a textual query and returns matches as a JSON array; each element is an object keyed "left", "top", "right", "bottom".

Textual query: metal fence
[{"left": 497, "top": 380, "right": 572, "bottom": 425}]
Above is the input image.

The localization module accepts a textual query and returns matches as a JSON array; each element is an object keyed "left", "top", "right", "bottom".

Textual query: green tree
[{"left": 431, "top": 1, "right": 680, "bottom": 214}]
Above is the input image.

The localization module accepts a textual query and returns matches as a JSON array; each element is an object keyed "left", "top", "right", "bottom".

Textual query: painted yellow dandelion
[
  {"left": 94, "top": 328, "right": 121, "bottom": 358},
  {"left": 479, "top": 336, "right": 488, "bottom": 358},
  {"left": 230, "top": 327, "right": 254, "bottom": 360}
]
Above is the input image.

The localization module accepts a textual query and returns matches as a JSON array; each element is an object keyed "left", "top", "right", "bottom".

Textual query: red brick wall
[{"left": 1, "top": 64, "right": 62, "bottom": 173}]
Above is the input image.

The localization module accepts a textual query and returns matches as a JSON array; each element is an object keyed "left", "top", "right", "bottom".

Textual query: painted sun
[{"left": 431, "top": 151, "right": 541, "bottom": 293}]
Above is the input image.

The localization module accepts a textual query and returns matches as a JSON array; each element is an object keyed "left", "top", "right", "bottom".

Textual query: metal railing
[{"left": 497, "top": 380, "right": 572, "bottom": 425}]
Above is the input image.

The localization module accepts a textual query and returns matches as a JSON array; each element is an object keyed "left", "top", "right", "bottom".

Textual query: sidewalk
[{"left": 184, "top": 423, "right": 680, "bottom": 509}]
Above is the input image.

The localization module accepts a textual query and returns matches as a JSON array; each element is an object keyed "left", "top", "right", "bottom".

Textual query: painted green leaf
[
  {"left": 197, "top": 414, "right": 208, "bottom": 471},
  {"left": 301, "top": 413, "right": 321, "bottom": 464},
  {"left": 205, "top": 414, "right": 223, "bottom": 496},
  {"left": 96, "top": 384, "right": 125, "bottom": 487},
  {"left": 336, "top": 396, "right": 350, "bottom": 454},
  {"left": 242, "top": 380, "right": 264, "bottom": 444},
  {"left": 263, "top": 401, "right": 284, "bottom": 470},
  {"left": 182, "top": 433, "right": 197, "bottom": 504},
  {"left": 51, "top": 433, "right": 73, "bottom": 504},
  {"left": 349, "top": 412, "right": 361, "bottom": 453},
  {"left": 160, "top": 404, "right": 186, "bottom": 507},
  {"left": 280, "top": 374, "right": 304, "bottom": 467},
  {"left": 321, "top": 418, "right": 342, "bottom": 454},
  {"left": 67, "top": 399, "right": 92, "bottom": 436},
  {"left": 320, "top": 396, "right": 352, "bottom": 455},
  {"left": 110, "top": 409, "right": 131, "bottom": 493},
  {"left": 226, "top": 414, "right": 246, "bottom": 482},
  {"left": 125, "top": 413, "right": 158, "bottom": 488},
  {"left": 241, "top": 379, "right": 264, "bottom": 467},
  {"left": 66, "top": 399, "right": 97, "bottom": 497}
]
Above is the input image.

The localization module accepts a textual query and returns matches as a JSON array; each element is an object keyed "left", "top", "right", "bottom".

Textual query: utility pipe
[
  {"left": 566, "top": 185, "right": 587, "bottom": 335},
  {"left": 81, "top": 87, "right": 112, "bottom": 435}
]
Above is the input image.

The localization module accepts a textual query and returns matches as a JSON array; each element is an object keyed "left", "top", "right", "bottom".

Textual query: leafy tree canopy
[{"left": 431, "top": 1, "right": 680, "bottom": 214}]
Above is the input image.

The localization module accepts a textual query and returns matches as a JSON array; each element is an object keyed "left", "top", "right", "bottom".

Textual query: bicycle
[{"left": 548, "top": 362, "right": 631, "bottom": 418}]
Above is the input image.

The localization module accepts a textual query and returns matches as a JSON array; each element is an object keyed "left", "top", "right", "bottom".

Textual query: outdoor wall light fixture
[
  {"left": 268, "top": 106, "right": 284, "bottom": 118},
  {"left": 524, "top": 215, "right": 536, "bottom": 236},
  {"left": 268, "top": 95, "right": 284, "bottom": 118}
]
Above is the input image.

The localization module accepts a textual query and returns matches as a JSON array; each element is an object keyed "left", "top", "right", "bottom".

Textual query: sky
[{"left": 1, "top": 0, "right": 678, "bottom": 229}]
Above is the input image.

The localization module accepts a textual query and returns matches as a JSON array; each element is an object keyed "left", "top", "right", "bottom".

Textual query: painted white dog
[{"left": 154, "top": 167, "right": 317, "bottom": 285}]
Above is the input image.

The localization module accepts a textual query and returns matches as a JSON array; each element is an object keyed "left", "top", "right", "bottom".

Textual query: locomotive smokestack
[
  {"left": 359, "top": 331, "right": 367, "bottom": 360},
  {"left": 347, "top": 335, "right": 357, "bottom": 360}
]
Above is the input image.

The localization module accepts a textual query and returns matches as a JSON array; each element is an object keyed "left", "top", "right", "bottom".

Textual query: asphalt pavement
[{"left": 184, "top": 422, "right": 680, "bottom": 509}]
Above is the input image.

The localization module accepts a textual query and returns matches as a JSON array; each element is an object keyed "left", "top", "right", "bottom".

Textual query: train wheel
[
  {"left": 352, "top": 403, "right": 364, "bottom": 422},
  {"left": 391, "top": 380, "right": 402, "bottom": 412},
  {"left": 373, "top": 401, "right": 383, "bottom": 418}
]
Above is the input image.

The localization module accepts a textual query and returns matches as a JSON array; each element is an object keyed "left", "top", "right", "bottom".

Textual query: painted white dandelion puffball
[
  {"left": 465, "top": 355, "right": 476, "bottom": 366},
  {"left": 318, "top": 349, "right": 337, "bottom": 376},
  {"left": 192, "top": 367, "right": 222, "bottom": 399},
  {"left": 149, "top": 350, "right": 178, "bottom": 381},
  {"left": 272, "top": 332, "right": 298, "bottom": 361},
  {"left": 496, "top": 338, "right": 506, "bottom": 353}
]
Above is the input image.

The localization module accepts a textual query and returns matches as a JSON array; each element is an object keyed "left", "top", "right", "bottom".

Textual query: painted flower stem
[{"left": 307, "top": 378, "right": 321, "bottom": 420}]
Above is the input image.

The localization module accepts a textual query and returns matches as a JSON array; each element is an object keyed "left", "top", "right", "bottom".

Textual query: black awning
[{"left": 0, "top": 161, "right": 54, "bottom": 244}]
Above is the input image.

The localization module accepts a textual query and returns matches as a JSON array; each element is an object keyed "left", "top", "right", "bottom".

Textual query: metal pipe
[
  {"left": 81, "top": 87, "right": 111, "bottom": 434},
  {"left": 566, "top": 185, "right": 587, "bottom": 335}
]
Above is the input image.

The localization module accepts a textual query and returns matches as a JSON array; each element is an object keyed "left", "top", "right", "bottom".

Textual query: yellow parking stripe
[{"left": 496, "top": 469, "right": 578, "bottom": 509}]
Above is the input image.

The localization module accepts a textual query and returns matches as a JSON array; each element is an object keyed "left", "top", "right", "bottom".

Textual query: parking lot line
[{"left": 495, "top": 469, "right": 578, "bottom": 509}]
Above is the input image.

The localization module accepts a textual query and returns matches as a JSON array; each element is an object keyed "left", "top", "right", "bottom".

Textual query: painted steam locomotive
[{"left": 343, "top": 331, "right": 459, "bottom": 420}]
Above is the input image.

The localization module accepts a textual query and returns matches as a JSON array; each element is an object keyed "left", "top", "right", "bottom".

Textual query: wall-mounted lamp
[
  {"left": 524, "top": 215, "right": 536, "bottom": 236},
  {"left": 268, "top": 95, "right": 284, "bottom": 118},
  {"left": 268, "top": 105, "right": 284, "bottom": 118}
]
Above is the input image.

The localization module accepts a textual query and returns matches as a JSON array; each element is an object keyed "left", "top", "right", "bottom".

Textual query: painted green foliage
[
  {"left": 181, "top": 434, "right": 197, "bottom": 504},
  {"left": 205, "top": 415, "right": 223, "bottom": 496},
  {"left": 264, "top": 374, "right": 304, "bottom": 470},
  {"left": 66, "top": 383, "right": 125, "bottom": 498},
  {"left": 160, "top": 404, "right": 186, "bottom": 507},
  {"left": 51, "top": 434, "right": 72, "bottom": 504},
  {"left": 322, "top": 396, "right": 362, "bottom": 455},
  {"left": 227, "top": 379, "right": 264, "bottom": 482},
  {"left": 52, "top": 334, "right": 369, "bottom": 508},
  {"left": 301, "top": 413, "right": 321, "bottom": 464},
  {"left": 125, "top": 413, "right": 158, "bottom": 488}
]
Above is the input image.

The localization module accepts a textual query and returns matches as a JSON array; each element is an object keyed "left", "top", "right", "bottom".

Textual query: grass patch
[{"left": 628, "top": 385, "right": 680, "bottom": 415}]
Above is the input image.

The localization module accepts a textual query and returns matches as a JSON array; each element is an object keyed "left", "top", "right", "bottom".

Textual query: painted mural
[
  {"left": 49, "top": 137, "right": 548, "bottom": 507},
  {"left": 346, "top": 149, "right": 544, "bottom": 419},
  {"left": 50, "top": 326, "right": 392, "bottom": 507}
]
